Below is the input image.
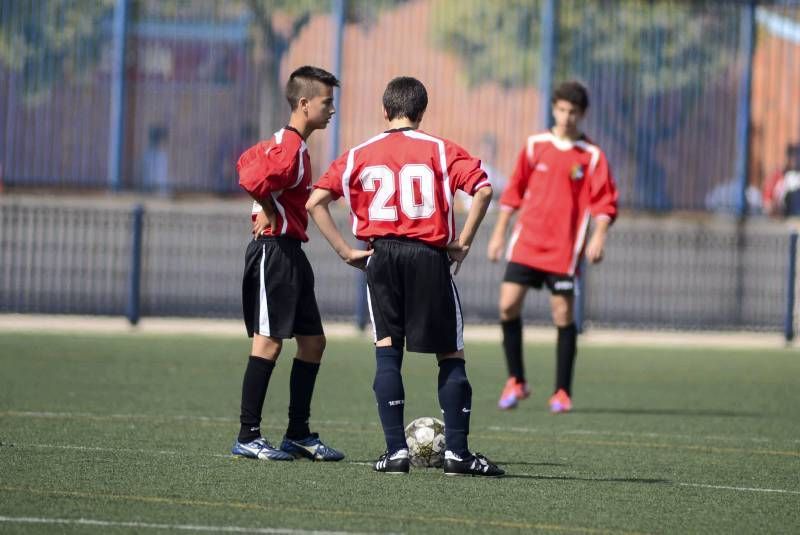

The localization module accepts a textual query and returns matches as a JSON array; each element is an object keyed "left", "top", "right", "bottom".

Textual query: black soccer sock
[
  {"left": 373, "top": 346, "right": 406, "bottom": 454},
  {"left": 555, "top": 323, "right": 578, "bottom": 395},
  {"left": 501, "top": 317, "right": 525, "bottom": 381},
  {"left": 238, "top": 355, "right": 276, "bottom": 443},
  {"left": 437, "top": 358, "right": 471, "bottom": 458},
  {"left": 285, "top": 358, "right": 320, "bottom": 440}
]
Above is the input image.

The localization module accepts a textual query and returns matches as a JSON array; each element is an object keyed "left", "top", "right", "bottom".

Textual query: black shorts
[
  {"left": 242, "top": 236, "right": 324, "bottom": 339},
  {"left": 503, "top": 261, "right": 575, "bottom": 296},
  {"left": 365, "top": 238, "right": 463, "bottom": 354}
]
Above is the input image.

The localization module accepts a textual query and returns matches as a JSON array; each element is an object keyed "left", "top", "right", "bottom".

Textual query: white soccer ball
[{"left": 404, "top": 416, "right": 446, "bottom": 468}]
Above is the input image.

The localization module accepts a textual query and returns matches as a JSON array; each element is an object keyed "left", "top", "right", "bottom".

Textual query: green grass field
[{"left": 1, "top": 331, "right": 798, "bottom": 534}]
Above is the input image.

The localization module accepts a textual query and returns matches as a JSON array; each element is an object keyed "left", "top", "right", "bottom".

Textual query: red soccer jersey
[
  {"left": 315, "top": 128, "right": 491, "bottom": 248},
  {"left": 236, "top": 126, "right": 312, "bottom": 242},
  {"left": 500, "top": 131, "right": 618, "bottom": 276}
]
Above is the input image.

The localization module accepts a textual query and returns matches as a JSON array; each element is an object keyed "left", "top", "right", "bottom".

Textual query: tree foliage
[
  {"left": 430, "top": 0, "right": 739, "bottom": 96},
  {"left": 0, "top": 0, "right": 114, "bottom": 99}
]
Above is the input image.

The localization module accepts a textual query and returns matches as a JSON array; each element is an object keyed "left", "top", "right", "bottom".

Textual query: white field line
[
  {"left": 0, "top": 314, "right": 791, "bottom": 349},
  {"left": 0, "top": 515, "right": 390, "bottom": 535},
  {"left": 677, "top": 483, "right": 800, "bottom": 495},
  {"left": 489, "top": 425, "right": 800, "bottom": 445},
  {"left": 3, "top": 410, "right": 798, "bottom": 445}
]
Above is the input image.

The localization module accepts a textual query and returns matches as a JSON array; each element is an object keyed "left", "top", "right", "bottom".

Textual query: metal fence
[
  {"left": 1, "top": 198, "right": 795, "bottom": 335},
  {"left": 1, "top": 0, "right": 800, "bottom": 213}
]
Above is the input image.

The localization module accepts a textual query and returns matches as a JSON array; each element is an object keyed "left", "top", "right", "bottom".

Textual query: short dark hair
[
  {"left": 285, "top": 66, "right": 339, "bottom": 110},
  {"left": 383, "top": 77, "right": 428, "bottom": 122},
  {"left": 552, "top": 81, "right": 589, "bottom": 112}
]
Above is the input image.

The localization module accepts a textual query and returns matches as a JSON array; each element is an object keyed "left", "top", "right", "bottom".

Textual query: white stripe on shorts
[
  {"left": 450, "top": 279, "right": 464, "bottom": 350},
  {"left": 258, "top": 244, "right": 270, "bottom": 336}
]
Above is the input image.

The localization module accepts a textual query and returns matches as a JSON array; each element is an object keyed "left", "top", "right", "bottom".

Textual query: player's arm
[
  {"left": 487, "top": 208, "right": 515, "bottom": 262},
  {"left": 585, "top": 152, "right": 619, "bottom": 264},
  {"left": 487, "top": 146, "right": 529, "bottom": 262},
  {"left": 237, "top": 137, "right": 302, "bottom": 202},
  {"left": 449, "top": 185, "right": 493, "bottom": 275},
  {"left": 306, "top": 189, "right": 372, "bottom": 270}
]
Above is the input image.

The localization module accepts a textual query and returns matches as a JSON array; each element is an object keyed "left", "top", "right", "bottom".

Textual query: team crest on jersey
[{"left": 570, "top": 164, "right": 585, "bottom": 180}]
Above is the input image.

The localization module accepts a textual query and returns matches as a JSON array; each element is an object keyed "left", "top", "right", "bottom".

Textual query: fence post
[
  {"left": 539, "top": 0, "right": 558, "bottom": 129},
  {"left": 328, "top": 0, "right": 345, "bottom": 165},
  {"left": 107, "top": 0, "right": 129, "bottom": 192},
  {"left": 784, "top": 231, "right": 797, "bottom": 343},
  {"left": 575, "top": 258, "right": 586, "bottom": 334},
  {"left": 127, "top": 204, "right": 144, "bottom": 325},
  {"left": 734, "top": 0, "right": 756, "bottom": 218}
]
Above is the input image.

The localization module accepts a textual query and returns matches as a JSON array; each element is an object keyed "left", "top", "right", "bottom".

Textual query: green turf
[{"left": 0, "top": 331, "right": 798, "bottom": 534}]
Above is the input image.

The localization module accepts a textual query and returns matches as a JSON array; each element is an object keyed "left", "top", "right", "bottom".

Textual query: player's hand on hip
[
  {"left": 447, "top": 241, "right": 470, "bottom": 275},
  {"left": 253, "top": 209, "right": 278, "bottom": 237},
  {"left": 487, "top": 235, "right": 505, "bottom": 263},
  {"left": 344, "top": 247, "right": 373, "bottom": 270}
]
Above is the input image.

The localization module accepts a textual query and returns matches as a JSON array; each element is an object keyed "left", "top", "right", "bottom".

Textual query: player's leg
[
  {"left": 436, "top": 350, "right": 503, "bottom": 478},
  {"left": 233, "top": 238, "right": 295, "bottom": 460},
  {"left": 403, "top": 243, "right": 503, "bottom": 477},
  {"left": 365, "top": 241, "right": 408, "bottom": 473},
  {"left": 278, "top": 246, "right": 344, "bottom": 461},
  {"left": 549, "top": 284, "right": 577, "bottom": 413},
  {"left": 239, "top": 335, "right": 282, "bottom": 442},
  {"left": 498, "top": 282, "right": 529, "bottom": 409}
]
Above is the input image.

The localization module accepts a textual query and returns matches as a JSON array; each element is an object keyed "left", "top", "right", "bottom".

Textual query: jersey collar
[{"left": 384, "top": 127, "right": 416, "bottom": 133}]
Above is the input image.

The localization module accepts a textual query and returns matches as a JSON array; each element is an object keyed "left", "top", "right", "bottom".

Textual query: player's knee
[
  {"left": 499, "top": 302, "right": 522, "bottom": 321},
  {"left": 551, "top": 306, "right": 573, "bottom": 326},
  {"left": 294, "top": 335, "right": 325, "bottom": 364},
  {"left": 251, "top": 335, "right": 282, "bottom": 360}
]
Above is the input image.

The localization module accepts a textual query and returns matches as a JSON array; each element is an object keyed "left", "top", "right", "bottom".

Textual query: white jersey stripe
[
  {"left": 271, "top": 192, "right": 288, "bottom": 235},
  {"left": 575, "top": 140, "right": 601, "bottom": 175},
  {"left": 402, "top": 130, "right": 454, "bottom": 243},
  {"left": 258, "top": 244, "right": 270, "bottom": 336},
  {"left": 568, "top": 210, "right": 591, "bottom": 276},
  {"left": 505, "top": 224, "right": 522, "bottom": 262},
  {"left": 289, "top": 144, "right": 306, "bottom": 189},
  {"left": 342, "top": 133, "right": 390, "bottom": 236}
]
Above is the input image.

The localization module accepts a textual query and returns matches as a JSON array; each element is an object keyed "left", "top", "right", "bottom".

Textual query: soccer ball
[{"left": 404, "top": 416, "right": 446, "bottom": 468}]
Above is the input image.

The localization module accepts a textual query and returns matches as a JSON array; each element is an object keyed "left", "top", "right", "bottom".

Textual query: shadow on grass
[
  {"left": 503, "top": 474, "right": 671, "bottom": 484},
  {"left": 492, "top": 461, "right": 569, "bottom": 467},
  {"left": 571, "top": 408, "right": 763, "bottom": 418}
]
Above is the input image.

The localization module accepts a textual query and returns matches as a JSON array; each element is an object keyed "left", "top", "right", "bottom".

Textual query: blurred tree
[
  {"left": 0, "top": 0, "right": 115, "bottom": 102},
  {"left": 430, "top": 0, "right": 741, "bottom": 210},
  {"left": 0, "top": 0, "right": 402, "bottom": 133},
  {"left": 240, "top": 0, "right": 404, "bottom": 137}
]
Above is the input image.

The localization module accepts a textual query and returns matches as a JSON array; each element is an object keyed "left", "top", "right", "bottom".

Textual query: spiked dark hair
[{"left": 285, "top": 66, "right": 339, "bottom": 110}]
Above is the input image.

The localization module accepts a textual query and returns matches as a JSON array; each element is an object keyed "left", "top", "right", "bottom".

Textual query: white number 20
[{"left": 358, "top": 164, "right": 436, "bottom": 221}]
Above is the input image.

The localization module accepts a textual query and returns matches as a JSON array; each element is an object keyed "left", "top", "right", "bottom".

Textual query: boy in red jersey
[
  {"left": 487, "top": 81, "right": 618, "bottom": 413},
  {"left": 307, "top": 77, "right": 503, "bottom": 477},
  {"left": 231, "top": 66, "right": 345, "bottom": 462}
]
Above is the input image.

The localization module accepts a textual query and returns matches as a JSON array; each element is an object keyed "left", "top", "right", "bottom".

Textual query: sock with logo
[
  {"left": 501, "top": 317, "right": 524, "bottom": 381},
  {"left": 438, "top": 357, "right": 471, "bottom": 458},
  {"left": 285, "top": 358, "right": 320, "bottom": 440},
  {"left": 555, "top": 323, "right": 578, "bottom": 395},
  {"left": 238, "top": 355, "right": 276, "bottom": 443},
  {"left": 373, "top": 345, "right": 406, "bottom": 454}
]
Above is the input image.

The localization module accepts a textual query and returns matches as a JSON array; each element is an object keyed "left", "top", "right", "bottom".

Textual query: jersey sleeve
[
  {"left": 762, "top": 169, "right": 784, "bottom": 205},
  {"left": 588, "top": 151, "right": 619, "bottom": 223},
  {"left": 314, "top": 152, "right": 348, "bottom": 200},
  {"left": 499, "top": 147, "right": 533, "bottom": 212},
  {"left": 446, "top": 142, "right": 490, "bottom": 195},
  {"left": 236, "top": 133, "right": 302, "bottom": 200}
]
